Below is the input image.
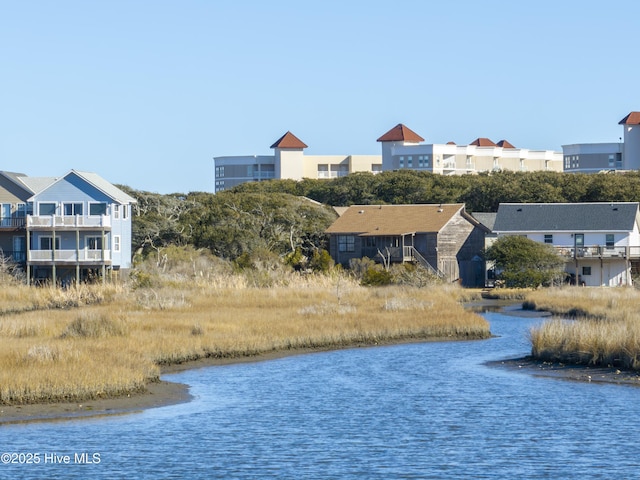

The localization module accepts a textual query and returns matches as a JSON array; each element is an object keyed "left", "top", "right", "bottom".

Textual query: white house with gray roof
[{"left": 493, "top": 202, "right": 640, "bottom": 286}]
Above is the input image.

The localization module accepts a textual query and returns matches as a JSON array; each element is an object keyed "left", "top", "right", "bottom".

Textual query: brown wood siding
[{"left": 437, "top": 214, "right": 484, "bottom": 284}]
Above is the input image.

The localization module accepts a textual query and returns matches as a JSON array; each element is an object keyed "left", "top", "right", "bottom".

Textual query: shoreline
[
  {"left": 487, "top": 356, "right": 640, "bottom": 386},
  {"left": 6, "top": 299, "right": 637, "bottom": 425},
  {"left": 0, "top": 335, "right": 478, "bottom": 425}
]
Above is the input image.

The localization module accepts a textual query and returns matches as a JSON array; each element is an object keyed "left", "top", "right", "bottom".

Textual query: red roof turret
[
  {"left": 270, "top": 131, "right": 308, "bottom": 149},
  {"left": 377, "top": 124, "right": 424, "bottom": 143}
]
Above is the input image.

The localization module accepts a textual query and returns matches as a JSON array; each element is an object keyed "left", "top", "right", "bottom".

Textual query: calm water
[{"left": 2, "top": 311, "right": 640, "bottom": 479}]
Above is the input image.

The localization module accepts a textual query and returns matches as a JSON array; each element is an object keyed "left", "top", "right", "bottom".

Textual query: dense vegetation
[
  {"left": 118, "top": 170, "right": 640, "bottom": 266},
  {"left": 485, "top": 236, "right": 566, "bottom": 288},
  {"left": 229, "top": 170, "right": 640, "bottom": 211}
]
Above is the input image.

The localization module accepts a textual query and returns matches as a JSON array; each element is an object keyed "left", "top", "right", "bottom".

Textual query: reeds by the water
[
  {"left": 0, "top": 277, "right": 489, "bottom": 405},
  {"left": 526, "top": 288, "right": 640, "bottom": 369}
]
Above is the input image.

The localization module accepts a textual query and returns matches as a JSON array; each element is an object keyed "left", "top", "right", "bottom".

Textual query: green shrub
[
  {"left": 361, "top": 266, "right": 393, "bottom": 286},
  {"left": 309, "top": 249, "right": 335, "bottom": 273}
]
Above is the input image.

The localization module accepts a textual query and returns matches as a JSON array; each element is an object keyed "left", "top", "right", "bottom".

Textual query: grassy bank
[
  {"left": 524, "top": 288, "right": 640, "bottom": 369},
  {"left": 0, "top": 276, "right": 489, "bottom": 405}
]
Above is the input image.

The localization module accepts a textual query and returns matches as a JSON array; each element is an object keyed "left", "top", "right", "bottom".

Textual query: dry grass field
[
  {"left": 0, "top": 276, "right": 490, "bottom": 405},
  {"left": 524, "top": 287, "right": 640, "bottom": 369}
]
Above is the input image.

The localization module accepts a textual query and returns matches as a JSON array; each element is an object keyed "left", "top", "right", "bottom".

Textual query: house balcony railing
[
  {"left": 363, "top": 246, "right": 408, "bottom": 262},
  {"left": 28, "top": 249, "right": 112, "bottom": 263},
  {"left": 554, "top": 245, "right": 640, "bottom": 260},
  {"left": 0, "top": 218, "right": 26, "bottom": 229},
  {"left": 0, "top": 250, "right": 26, "bottom": 262},
  {"left": 27, "top": 215, "right": 111, "bottom": 229}
]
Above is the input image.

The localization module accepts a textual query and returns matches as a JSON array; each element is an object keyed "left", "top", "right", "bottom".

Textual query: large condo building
[
  {"left": 562, "top": 111, "right": 640, "bottom": 173},
  {"left": 213, "top": 132, "right": 381, "bottom": 192},
  {"left": 213, "top": 124, "right": 565, "bottom": 192},
  {"left": 377, "top": 124, "right": 562, "bottom": 175}
]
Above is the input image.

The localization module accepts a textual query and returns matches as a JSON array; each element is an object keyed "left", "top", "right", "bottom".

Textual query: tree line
[
  {"left": 120, "top": 170, "right": 640, "bottom": 264},
  {"left": 231, "top": 170, "right": 640, "bottom": 212}
]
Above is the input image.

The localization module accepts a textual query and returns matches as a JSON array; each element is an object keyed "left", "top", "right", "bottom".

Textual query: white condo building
[
  {"left": 377, "top": 124, "right": 562, "bottom": 174},
  {"left": 213, "top": 125, "right": 564, "bottom": 192},
  {"left": 562, "top": 111, "right": 640, "bottom": 173}
]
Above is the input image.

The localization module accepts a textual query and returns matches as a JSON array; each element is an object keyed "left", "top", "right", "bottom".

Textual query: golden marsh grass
[
  {"left": 526, "top": 288, "right": 640, "bottom": 369},
  {"left": 0, "top": 278, "right": 489, "bottom": 404}
]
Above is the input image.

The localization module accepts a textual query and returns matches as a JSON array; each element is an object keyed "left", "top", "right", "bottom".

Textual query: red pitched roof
[
  {"left": 446, "top": 141, "right": 456, "bottom": 145},
  {"left": 619, "top": 112, "right": 640, "bottom": 125},
  {"left": 469, "top": 137, "right": 497, "bottom": 147},
  {"left": 270, "top": 131, "right": 308, "bottom": 149},
  {"left": 496, "top": 139, "right": 516, "bottom": 148},
  {"left": 377, "top": 124, "right": 424, "bottom": 143}
]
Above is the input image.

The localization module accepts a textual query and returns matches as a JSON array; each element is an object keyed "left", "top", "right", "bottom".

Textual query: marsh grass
[
  {"left": 0, "top": 276, "right": 489, "bottom": 404},
  {"left": 527, "top": 288, "right": 640, "bottom": 369}
]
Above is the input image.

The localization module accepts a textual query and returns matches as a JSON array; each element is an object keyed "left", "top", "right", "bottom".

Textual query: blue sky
[{"left": 1, "top": 1, "right": 637, "bottom": 194}]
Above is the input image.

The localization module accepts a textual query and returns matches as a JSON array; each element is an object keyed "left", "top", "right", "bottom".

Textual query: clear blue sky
[{"left": 1, "top": 1, "right": 637, "bottom": 194}]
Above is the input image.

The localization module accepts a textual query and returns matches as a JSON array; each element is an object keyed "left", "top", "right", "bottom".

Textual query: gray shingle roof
[
  {"left": 471, "top": 212, "right": 497, "bottom": 231},
  {"left": 493, "top": 203, "right": 639, "bottom": 232}
]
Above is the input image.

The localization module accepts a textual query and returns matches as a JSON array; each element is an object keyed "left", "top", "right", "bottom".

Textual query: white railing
[
  {"left": 27, "top": 215, "right": 111, "bottom": 228},
  {"left": 554, "top": 245, "right": 640, "bottom": 259},
  {"left": 28, "top": 250, "right": 111, "bottom": 262}
]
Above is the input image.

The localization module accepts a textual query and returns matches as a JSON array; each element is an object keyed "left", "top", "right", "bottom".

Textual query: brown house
[{"left": 325, "top": 203, "right": 488, "bottom": 287}]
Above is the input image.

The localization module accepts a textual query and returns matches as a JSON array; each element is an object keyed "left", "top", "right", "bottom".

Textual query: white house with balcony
[
  {"left": 492, "top": 202, "right": 640, "bottom": 286},
  {"left": 23, "top": 170, "right": 136, "bottom": 285}
]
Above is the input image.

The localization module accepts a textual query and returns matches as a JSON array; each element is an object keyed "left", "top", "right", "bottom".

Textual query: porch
[
  {"left": 27, "top": 215, "right": 111, "bottom": 229},
  {"left": 28, "top": 249, "right": 112, "bottom": 263}
]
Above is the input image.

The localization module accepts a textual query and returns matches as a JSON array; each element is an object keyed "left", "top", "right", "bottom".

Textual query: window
[
  {"left": 87, "top": 236, "right": 103, "bottom": 250},
  {"left": 338, "top": 235, "right": 355, "bottom": 253},
  {"left": 113, "top": 205, "right": 120, "bottom": 219},
  {"left": 13, "top": 236, "right": 25, "bottom": 262},
  {"left": 364, "top": 237, "right": 376, "bottom": 248},
  {"left": 63, "top": 203, "right": 83, "bottom": 216},
  {"left": 606, "top": 234, "right": 615, "bottom": 248},
  {"left": 123, "top": 205, "right": 129, "bottom": 219},
  {"left": 89, "top": 203, "right": 107, "bottom": 216},
  {"left": 16, "top": 203, "right": 27, "bottom": 217},
  {"left": 39, "top": 236, "right": 60, "bottom": 250},
  {"left": 399, "top": 157, "right": 404, "bottom": 168},
  {"left": 113, "top": 235, "right": 121, "bottom": 252},
  {"left": 609, "top": 154, "right": 615, "bottom": 167},
  {"left": 582, "top": 266, "right": 592, "bottom": 276},
  {"left": 317, "top": 164, "right": 329, "bottom": 178},
  {"left": 0, "top": 204, "right": 10, "bottom": 220},
  {"left": 39, "top": 203, "right": 56, "bottom": 215},
  {"left": 544, "top": 234, "right": 553, "bottom": 244},
  {"left": 407, "top": 156, "right": 413, "bottom": 168}
]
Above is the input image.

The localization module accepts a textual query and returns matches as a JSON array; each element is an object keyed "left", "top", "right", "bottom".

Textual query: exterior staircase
[{"left": 408, "top": 247, "right": 445, "bottom": 278}]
